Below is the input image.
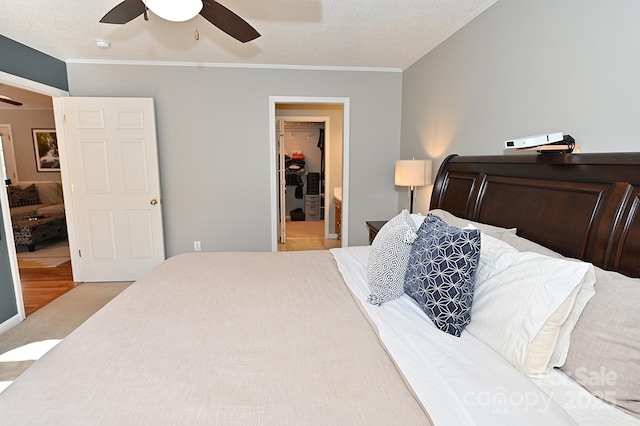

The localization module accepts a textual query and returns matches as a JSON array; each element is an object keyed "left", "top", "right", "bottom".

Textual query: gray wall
[
  {"left": 67, "top": 64, "right": 403, "bottom": 253},
  {"left": 0, "top": 198, "right": 18, "bottom": 324},
  {"left": 401, "top": 0, "right": 640, "bottom": 213},
  {"left": 0, "top": 34, "right": 68, "bottom": 91},
  {"left": 0, "top": 108, "right": 59, "bottom": 182}
]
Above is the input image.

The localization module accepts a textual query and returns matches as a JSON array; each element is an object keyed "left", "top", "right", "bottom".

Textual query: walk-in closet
[{"left": 276, "top": 120, "right": 340, "bottom": 251}]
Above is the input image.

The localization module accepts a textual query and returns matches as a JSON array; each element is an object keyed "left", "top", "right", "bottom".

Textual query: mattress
[
  {"left": 0, "top": 251, "right": 432, "bottom": 425},
  {"left": 2, "top": 247, "right": 637, "bottom": 425}
]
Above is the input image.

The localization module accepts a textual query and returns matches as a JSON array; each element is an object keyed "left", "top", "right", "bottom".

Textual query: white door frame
[
  {"left": 277, "top": 119, "right": 286, "bottom": 243},
  {"left": 0, "top": 71, "right": 68, "bottom": 98},
  {"left": 0, "top": 71, "right": 68, "bottom": 329},
  {"left": 0, "top": 165, "right": 24, "bottom": 332},
  {"left": 275, "top": 116, "right": 332, "bottom": 240},
  {"left": 268, "top": 96, "right": 350, "bottom": 251}
]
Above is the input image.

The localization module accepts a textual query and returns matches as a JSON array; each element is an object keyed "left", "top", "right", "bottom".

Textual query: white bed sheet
[
  {"left": 331, "top": 246, "right": 639, "bottom": 426},
  {"left": 530, "top": 369, "right": 640, "bottom": 426}
]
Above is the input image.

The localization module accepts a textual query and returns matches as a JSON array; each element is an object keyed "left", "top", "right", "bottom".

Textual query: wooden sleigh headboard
[{"left": 430, "top": 153, "right": 640, "bottom": 278}]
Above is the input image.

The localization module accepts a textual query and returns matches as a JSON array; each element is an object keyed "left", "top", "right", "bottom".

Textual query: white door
[
  {"left": 277, "top": 119, "right": 286, "bottom": 243},
  {"left": 57, "top": 97, "right": 165, "bottom": 282}
]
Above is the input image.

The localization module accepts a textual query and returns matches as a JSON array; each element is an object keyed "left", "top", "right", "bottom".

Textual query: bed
[{"left": 0, "top": 152, "right": 638, "bottom": 425}]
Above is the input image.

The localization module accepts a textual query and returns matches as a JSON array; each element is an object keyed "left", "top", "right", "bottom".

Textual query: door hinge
[
  {"left": 64, "top": 114, "right": 67, "bottom": 123},
  {"left": 78, "top": 250, "right": 82, "bottom": 258}
]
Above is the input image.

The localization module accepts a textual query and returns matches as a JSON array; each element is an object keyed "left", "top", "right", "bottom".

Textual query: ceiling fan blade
[
  {"left": 100, "top": 0, "right": 146, "bottom": 24},
  {"left": 200, "top": 1, "right": 260, "bottom": 43},
  {"left": 0, "top": 97, "right": 22, "bottom": 106}
]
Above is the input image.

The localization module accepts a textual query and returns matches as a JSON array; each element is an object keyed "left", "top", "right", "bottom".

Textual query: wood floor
[{"left": 19, "top": 261, "right": 77, "bottom": 316}]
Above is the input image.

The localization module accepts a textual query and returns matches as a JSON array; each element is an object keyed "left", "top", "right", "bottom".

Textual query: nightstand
[{"left": 365, "top": 221, "right": 387, "bottom": 244}]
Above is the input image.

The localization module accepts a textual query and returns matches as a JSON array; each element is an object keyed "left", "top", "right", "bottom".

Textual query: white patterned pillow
[
  {"left": 404, "top": 214, "right": 481, "bottom": 337},
  {"left": 366, "top": 210, "right": 417, "bottom": 306}
]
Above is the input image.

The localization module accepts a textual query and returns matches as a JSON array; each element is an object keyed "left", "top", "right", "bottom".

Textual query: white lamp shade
[
  {"left": 144, "top": 0, "right": 203, "bottom": 22},
  {"left": 394, "top": 159, "right": 433, "bottom": 187}
]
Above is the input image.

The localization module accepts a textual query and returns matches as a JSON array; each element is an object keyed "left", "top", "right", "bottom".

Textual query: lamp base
[{"left": 409, "top": 187, "right": 415, "bottom": 214}]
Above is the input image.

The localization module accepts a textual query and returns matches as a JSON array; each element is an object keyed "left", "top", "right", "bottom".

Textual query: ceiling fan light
[{"left": 144, "top": 0, "right": 203, "bottom": 22}]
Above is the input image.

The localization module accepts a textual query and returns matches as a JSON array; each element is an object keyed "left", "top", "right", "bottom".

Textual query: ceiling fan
[
  {"left": 100, "top": 0, "right": 260, "bottom": 43},
  {"left": 0, "top": 95, "right": 22, "bottom": 107}
]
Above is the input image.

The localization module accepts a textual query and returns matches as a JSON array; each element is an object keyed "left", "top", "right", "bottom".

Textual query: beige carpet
[
  {"left": 0, "top": 280, "right": 132, "bottom": 391},
  {"left": 16, "top": 240, "right": 71, "bottom": 268}
]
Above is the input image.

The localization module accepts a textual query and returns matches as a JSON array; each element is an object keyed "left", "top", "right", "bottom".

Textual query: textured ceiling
[
  {"left": 0, "top": 0, "right": 497, "bottom": 108},
  {"left": 0, "top": 0, "right": 496, "bottom": 70}
]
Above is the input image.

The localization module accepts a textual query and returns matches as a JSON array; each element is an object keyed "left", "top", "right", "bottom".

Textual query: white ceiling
[
  {"left": 0, "top": 0, "right": 497, "bottom": 108},
  {"left": 0, "top": 0, "right": 496, "bottom": 71}
]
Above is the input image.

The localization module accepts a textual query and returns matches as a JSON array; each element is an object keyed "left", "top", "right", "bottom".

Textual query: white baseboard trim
[{"left": 0, "top": 314, "right": 23, "bottom": 336}]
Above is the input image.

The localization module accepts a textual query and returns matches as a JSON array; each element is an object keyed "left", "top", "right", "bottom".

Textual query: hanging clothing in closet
[
  {"left": 282, "top": 122, "right": 324, "bottom": 220},
  {"left": 285, "top": 150, "right": 306, "bottom": 199},
  {"left": 317, "top": 128, "right": 325, "bottom": 181}
]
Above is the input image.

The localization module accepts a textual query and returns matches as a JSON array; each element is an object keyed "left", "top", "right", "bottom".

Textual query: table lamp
[{"left": 395, "top": 159, "right": 432, "bottom": 213}]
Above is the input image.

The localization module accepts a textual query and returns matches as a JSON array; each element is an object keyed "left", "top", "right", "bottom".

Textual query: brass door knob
[{"left": 150, "top": 199, "right": 159, "bottom": 205}]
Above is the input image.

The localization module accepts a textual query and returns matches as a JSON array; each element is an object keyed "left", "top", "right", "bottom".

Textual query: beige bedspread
[{"left": 0, "top": 251, "right": 432, "bottom": 425}]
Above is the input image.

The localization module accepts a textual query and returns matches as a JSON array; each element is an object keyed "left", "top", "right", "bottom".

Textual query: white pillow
[
  {"left": 465, "top": 232, "right": 595, "bottom": 377},
  {"left": 366, "top": 210, "right": 417, "bottom": 305},
  {"left": 546, "top": 274, "right": 596, "bottom": 367},
  {"left": 427, "top": 209, "right": 517, "bottom": 239},
  {"left": 497, "top": 231, "right": 596, "bottom": 367},
  {"left": 410, "top": 213, "right": 426, "bottom": 229}
]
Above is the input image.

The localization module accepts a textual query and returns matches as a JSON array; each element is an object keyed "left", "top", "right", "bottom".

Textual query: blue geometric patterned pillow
[{"left": 404, "top": 214, "right": 481, "bottom": 337}]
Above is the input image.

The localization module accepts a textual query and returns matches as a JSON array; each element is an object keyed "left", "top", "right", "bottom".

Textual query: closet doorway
[
  {"left": 276, "top": 119, "right": 339, "bottom": 251},
  {"left": 270, "top": 98, "right": 349, "bottom": 252}
]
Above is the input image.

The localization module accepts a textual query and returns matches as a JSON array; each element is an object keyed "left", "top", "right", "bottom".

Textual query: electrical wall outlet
[{"left": 193, "top": 241, "right": 201, "bottom": 252}]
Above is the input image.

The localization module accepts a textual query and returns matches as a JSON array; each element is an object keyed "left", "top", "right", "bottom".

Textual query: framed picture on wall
[{"left": 32, "top": 129, "right": 60, "bottom": 171}]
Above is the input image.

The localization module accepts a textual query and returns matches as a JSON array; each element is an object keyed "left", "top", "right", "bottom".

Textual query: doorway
[
  {"left": 276, "top": 119, "right": 341, "bottom": 252},
  {"left": 269, "top": 97, "right": 350, "bottom": 252},
  {"left": 0, "top": 88, "right": 73, "bottom": 316},
  {"left": 0, "top": 72, "right": 68, "bottom": 330}
]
